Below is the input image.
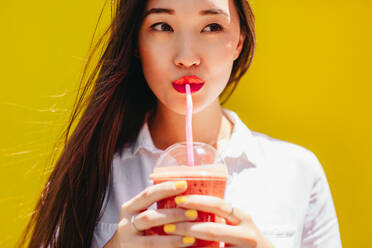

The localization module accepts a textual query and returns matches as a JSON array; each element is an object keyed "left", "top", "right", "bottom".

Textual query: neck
[{"left": 148, "top": 99, "right": 233, "bottom": 151}]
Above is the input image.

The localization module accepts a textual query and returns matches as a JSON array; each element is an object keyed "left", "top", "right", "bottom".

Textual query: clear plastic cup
[{"left": 145, "top": 142, "right": 228, "bottom": 247}]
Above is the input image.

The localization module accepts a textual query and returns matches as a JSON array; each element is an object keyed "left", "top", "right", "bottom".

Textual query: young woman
[{"left": 18, "top": 0, "right": 342, "bottom": 247}]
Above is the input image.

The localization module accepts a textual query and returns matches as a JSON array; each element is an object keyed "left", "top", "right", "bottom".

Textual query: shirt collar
[
  {"left": 219, "top": 109, "right": 264, "bottom": 168},
  {"left": 128, "top": 108, "right": 264, "bottom": 168}
]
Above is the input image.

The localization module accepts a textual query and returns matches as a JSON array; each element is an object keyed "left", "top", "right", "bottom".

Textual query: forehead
[{"left": 144, "top": 0, "right": 235, "bottom": 19}]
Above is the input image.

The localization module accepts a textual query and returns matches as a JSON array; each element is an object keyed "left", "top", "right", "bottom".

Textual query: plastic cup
[{"left": 145, "top": 142, "right": 228, "bottom": 247}]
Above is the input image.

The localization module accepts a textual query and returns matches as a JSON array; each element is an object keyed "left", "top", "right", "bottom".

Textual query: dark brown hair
[{"left": 17, "top": 0, "right": 256, "bottom": 247}]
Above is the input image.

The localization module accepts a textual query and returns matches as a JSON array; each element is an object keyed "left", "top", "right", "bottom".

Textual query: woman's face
[{"left": 138, "top": 0, "right": 245, "bottom": 115}]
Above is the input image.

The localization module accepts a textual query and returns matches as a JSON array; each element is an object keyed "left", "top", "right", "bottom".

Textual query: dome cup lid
[{"left": 150, "top": 142, "right": 228, "bottom": 180}]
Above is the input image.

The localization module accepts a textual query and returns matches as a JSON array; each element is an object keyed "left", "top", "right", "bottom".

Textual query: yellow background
[{"left": 0, "top": 0, "right": 371, "bottom": 246}]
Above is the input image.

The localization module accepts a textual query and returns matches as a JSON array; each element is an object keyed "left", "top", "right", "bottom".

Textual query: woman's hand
[
  {"left": 104, "top": 180, "right": 197, "bottom": 248},
  {"left": 164, "top": 194, "right": 276, "bottom": 248}
]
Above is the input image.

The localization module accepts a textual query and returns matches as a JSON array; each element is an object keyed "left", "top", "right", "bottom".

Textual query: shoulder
[
  {"left": 250, "top": 130, "right": 324, "bottom": 179},
  {"left": 252, "top": 131, "right": 318, "bottom": 163},
  {"left": 224, "top": 108, "right": 323, "bottom": 178}
]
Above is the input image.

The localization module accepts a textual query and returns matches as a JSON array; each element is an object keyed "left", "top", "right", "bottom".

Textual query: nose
[{"left": 174, "top": 37, "right": 201, "bottom": 69}]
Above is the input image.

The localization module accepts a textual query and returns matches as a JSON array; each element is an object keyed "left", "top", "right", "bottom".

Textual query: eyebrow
[{"left": 144, "top": 8, "right": 229, "bottom": 18}]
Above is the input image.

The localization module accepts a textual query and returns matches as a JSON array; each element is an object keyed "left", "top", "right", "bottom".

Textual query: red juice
[{"left": 145, "top": 164, "right": 227, "bottom": 247}]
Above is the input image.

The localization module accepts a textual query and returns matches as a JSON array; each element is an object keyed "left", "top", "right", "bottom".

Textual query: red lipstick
[{"left": 172, "top": 75, "right": 205, "bottom": 94}]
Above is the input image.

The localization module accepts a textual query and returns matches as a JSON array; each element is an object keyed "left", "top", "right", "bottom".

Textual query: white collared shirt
[{"left": 91, "top": 109, "right": 342, "bottom": 248}]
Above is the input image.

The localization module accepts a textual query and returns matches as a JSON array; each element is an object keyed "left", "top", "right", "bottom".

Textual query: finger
[
  {"left": 174, "top": 195, "right": 244, "bottom": 225},
  {"left": 136, "top": 235, "right": 196, "bottom": 248},
  {"left": 134, "top": 208, "right": 198, "bottom": 231},
  {"left": 121, "top": 181, "right": 188, "bottom": 214},
  {"left": 168, "top": 222, "right": 258, "bottom": 247}
]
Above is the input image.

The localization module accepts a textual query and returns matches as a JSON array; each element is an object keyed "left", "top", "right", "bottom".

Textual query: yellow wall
[{"left": 0, "top": 0, "right": 370, "bottom": 246}]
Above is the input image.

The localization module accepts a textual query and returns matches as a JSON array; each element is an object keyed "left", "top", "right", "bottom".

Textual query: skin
[
  {"left": 105, "top": 0, "right": 276, "bottom": 247},
  {"left": 138, "top": 0, "right": 245, "bottom": 150}
]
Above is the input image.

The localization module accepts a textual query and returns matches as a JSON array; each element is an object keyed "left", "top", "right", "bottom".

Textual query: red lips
[{"left": 172, "top": 75, "right": 205, "bottom": 93}]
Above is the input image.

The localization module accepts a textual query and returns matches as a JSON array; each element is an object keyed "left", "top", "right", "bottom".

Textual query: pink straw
[{"left": 185, "top": 84, "right": 194, "bottom": 166}]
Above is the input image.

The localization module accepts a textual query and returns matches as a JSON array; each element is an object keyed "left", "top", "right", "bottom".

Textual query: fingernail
[
  {"left": 163, "top": 224, "right": 175, "bottom": 233},
  {"left": 183, "top": 236, "right": 195, "bottom": 244},
  {"left": 175, "top": 196, "right": 187, "bottom": 205},
  {"left": 175, "top": 180, "right": 187, "bottom": 189},
  {"left": 185, "top": 209, "right": 198, "bottom": 219}
]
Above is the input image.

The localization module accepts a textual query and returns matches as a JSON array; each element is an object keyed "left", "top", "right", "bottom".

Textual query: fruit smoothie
[{"left": 145, "top": 164, "right": 228, "bottom": 247}]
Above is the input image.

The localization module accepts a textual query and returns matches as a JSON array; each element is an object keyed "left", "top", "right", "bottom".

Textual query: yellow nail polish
[
  {"left": 183, "top": 236, "right": 195, "bottom": 244},
  {"left": 175, "top": 196, "right": 187, "bottom": 204},
  {"left": 163, "top": 224, "right": 175, "bottom": 233},
  {"left": 185, "top": 209, "right": 198, "bottom": 219},
  {"left": 175, "top": 180, "right": 187, "bottom": 189}
]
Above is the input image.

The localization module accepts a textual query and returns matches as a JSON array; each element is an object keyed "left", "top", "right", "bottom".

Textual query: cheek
[
  {"left": 202, "top": 36, "right": 237, "bottom": 80},
  {"left": 140, "top": 38, "right": 167, "bottom": 72},
  {"left": 138, "top": 37, "right": 171, "bottom": 92},
  {"left": 201, "top": 34, "right": 237, "bottom": 71},
  {"left": 200, "top": 37, "right": 237, "bottom": 100}
]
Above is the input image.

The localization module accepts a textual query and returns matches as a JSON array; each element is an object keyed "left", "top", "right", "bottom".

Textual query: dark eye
[
  {"left": 149, "top": 22, "right": 223, "bottom": 33},
  {"left": 150, "top": 22, "right": 173, "bottom": 32},
  {"left": 203, "top": 23, "right": 223, "bottom": 32}
]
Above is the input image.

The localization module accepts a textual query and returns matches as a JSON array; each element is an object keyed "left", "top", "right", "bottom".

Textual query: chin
[{"left": 164, "top": 97, "right": 214, "bottom": 116}]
